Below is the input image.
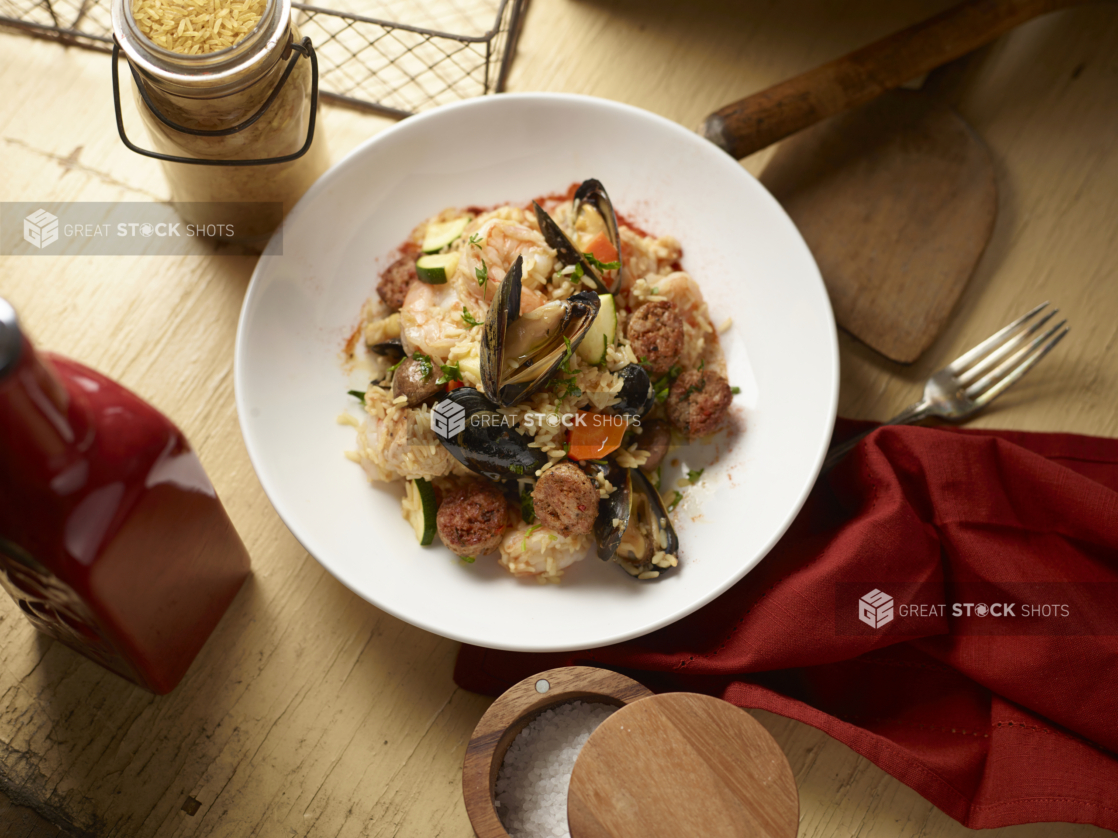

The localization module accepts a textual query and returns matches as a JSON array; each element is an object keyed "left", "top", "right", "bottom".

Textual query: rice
[
  {"left": 345, "top": 190, "right": 726, "bottom": 581},
  {"left": 132, "top": 0, "right": 268, "bottom": 54}
]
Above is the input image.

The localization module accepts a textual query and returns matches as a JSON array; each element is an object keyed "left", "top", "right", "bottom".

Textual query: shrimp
[
  {"left": 356, "top": 388, "right": 456, "bottom": 482},
  {"left": 655, "top": 271, "right": 707, "bottom": 329},
  {"left": 456, "top": 217, "right": 555, "bottom": 312},
  {"left": 399, "top": 280, "right": 467, "bottom": 361},
  {"left": 498, "top": 519, "right": 591, "bottom": 582}
]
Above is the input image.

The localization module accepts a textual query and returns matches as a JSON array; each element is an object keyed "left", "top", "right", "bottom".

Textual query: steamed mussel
[
  {"left": 433, "top": 387, "right": 549, "bottom": 482},
  {"left": 594, "top": 460, "right": 680, "bottom": 579},
  {"left": 480, "top": 255, "right": 600, "bottom": 407},
  {"left": 533, "top": 178, "right": 623, "bottom": 295},
  {"left": 608, "top": 364, "right": 655, "bottom": 419}
]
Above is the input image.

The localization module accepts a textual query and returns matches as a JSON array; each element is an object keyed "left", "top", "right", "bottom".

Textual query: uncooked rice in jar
[{"left": 132, "top": 0, "right": 268, "bottom": 54}]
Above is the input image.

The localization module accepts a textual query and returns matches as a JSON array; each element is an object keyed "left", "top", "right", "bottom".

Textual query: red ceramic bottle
[{"left": 0, "top": 298, "right": 250, "bottom": 694}]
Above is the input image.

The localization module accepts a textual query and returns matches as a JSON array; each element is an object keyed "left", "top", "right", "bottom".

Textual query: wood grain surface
[
  {"left": 1, "top": 1, "right": 1117, "bottom": 837},
  {"left": 760, "top": 87, "right": 998, "bottom": 362},
  {"left": 462, "top": 667, "right": 652, "bottom": 838},
  {"left": 567, "top": 693, "right": 798, "bottom": 838}
]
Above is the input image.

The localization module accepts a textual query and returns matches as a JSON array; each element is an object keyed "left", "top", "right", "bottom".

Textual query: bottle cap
[{"left": 0, "top": 298, "right": 22, "bottom": 381}]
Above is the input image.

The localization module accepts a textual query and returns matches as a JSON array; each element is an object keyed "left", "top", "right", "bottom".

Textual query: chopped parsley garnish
[
  {"left": 388, "top": 355, "right": 405, "bottom": 373},
  {"left": 520, "top": 489, "right": 535, "bottom": 524},
  {"left": 652, "top": 364, "right": 682, "bottom": 403},
  {"left": 461, "top": 555, "right": 476, "bottom": 564},
  {"left": 462, "top": 307, "right": 482, "bottom": 327},
  {"left": 412, "top": 352, "right": 433, "bottom": 379},
  {"left": 583, "top": 252, "right": 621, "bottom": 271},
  {"left": 682, "top": 378, "right": 707, "bottom": 400},
  {"left": 436, "top": 360, "right": 462, "bottom": 386},
  {"left": 668, "top": 491, "right": 683, "bottom": 512},
  {"left": 550, "top": 336, "right": 583, "bottom": 399},
  {"left": 698, "top": 358, "right": 705, "bottom": 370},
  {"left": 730, "top": 386, "right": 741, "bottom": 395},
  {"left": 475, "top": 259, "right": 489, "bottom": 289},
  {"left": 568, "top": 262, "right": 585, "bottom": 283},
  {"left": 347, "top": 389, "right": 366, "bottom": 404},
  {"left": 468, "top": 233, "right": 484, "bottom": 249},
  {"left": 687, "top": 468, "right": 704, "bottom": 484}
]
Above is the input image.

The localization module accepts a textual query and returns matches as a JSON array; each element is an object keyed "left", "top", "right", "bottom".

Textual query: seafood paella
[{"left": 342, "top": 180, "right": 736, "bottom": 583}]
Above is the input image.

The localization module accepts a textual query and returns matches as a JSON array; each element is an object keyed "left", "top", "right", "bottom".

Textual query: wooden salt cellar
[
  {"left": 462, "top": 666, "right": 653, "bottom": 838},
  {"left": 463, "top": 668, "right": 798, "bottom": 838}
]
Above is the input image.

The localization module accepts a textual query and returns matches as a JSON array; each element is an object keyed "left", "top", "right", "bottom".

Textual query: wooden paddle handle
[{"left": 700, "top": 0, "right": 1080, "bottom": 159}]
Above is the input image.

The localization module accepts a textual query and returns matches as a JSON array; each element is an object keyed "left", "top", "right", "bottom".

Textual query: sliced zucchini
[
  {"left": 416, "top": 252, "right": 460, "bottom": 285},
  {"left": 421, "top": 217, "right": 469, "bottom": 253},
  {"left": 576, "top": 293, "right": 618, "bottom": 364},
  {"left": 403, "top": 478, "right": 438, "bottom": 546}
]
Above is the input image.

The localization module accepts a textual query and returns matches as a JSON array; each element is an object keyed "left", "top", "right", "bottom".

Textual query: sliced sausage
[
  {"left": 437, "top": 481, "right": 508, "bottom": 557},
  {"left": 636, "top": 418, "right": 671, "bottom": 472},
  {"left": 392, "top": 355, "right": 442, "bottom": 407},
  {"left": 627, "top": 300, "right": 684, "bottom": 377},
  {"left": 666, "top": 369, "right": 732, "bottom": 438},
  {"left": 377, "top": 252, "right": 418, "bottom": 311},
  {"left": 532, "top": 462, "right": 599, "bottom": 537}
]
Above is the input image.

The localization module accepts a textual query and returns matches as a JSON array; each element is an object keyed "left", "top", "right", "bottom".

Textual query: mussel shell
[
  {"left": 480, "top": 256, "right": 522, "bottom": 403},
  {"left": 593, "top": 460, "right": 631, "bottom": 561},
  {"left": 368, "top": 338, "right": 404, "bottom": 361},
  {"left": 609, "top": 364, "right": 655, "bottom": 419},
  {"left": 594, "top": 464, "right": 679, "bottom": 578},
  {"left": 572, "top": 179, "right": 623, "bottom": 293},
  {"left": 533, "top": 201, "right": 612, "bottom": 295},
  {"left": 434, "top": 387, "right": 549, "bottom": 482},
  {"left": 481, "top": 255, "right": 601, "bottom": 407}
]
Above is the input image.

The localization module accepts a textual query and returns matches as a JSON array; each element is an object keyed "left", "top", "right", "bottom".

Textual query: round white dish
[{"left": 235, "top": 93, "right": 838, "bottom": 652}]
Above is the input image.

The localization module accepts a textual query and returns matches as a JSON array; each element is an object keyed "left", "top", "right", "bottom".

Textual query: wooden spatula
[{"left": 700, "top": 0, "right": 1087, "bottom": 363}]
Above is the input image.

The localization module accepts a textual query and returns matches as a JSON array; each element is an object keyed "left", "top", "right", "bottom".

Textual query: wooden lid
[
  {"left": 462, "top": 666, "right": 654, "bottom": 838},
  {"left": 567, "top": 693, "right": 798, "bottom": 838}
]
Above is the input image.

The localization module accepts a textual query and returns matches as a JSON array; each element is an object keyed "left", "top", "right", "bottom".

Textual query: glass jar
[{"left": 111, "top": 0, "right": 328, "bottom": 242}]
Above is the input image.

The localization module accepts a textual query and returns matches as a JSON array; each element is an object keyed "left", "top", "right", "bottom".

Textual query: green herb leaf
[
  {"left": 583, "top": 252, "right": 621, "bottom": 271},
  {"left": 730, "top": 386, "right": 741, "bottom": 395},
  {"left": 436, "top": 360, "right": 462, "bottom": 386},
  {"left": 520, "top": 489, "right": 535, "bottom": 524},
  {"left": 475, "top": 259, "right": 489, "bottom": 288},
  {"left": 347, "top": 389, "right": 366, "bottom": 404},
  {"left": 468, "top": 233, "right": 484, "bottom": 249},
  {"left": 462, "top": 307, "right": 482, "bottom": 327},
  {"left": 569, "top": 262, "right": 585, "bottom": 283},
  {"left": 388, "top": 356, "right": 405, "bottom": 373},
  {"left": 461, "top": 555, "right": 476, "bottom": 564},
  {"left": 697, "top": 358, "right": 705, "bottom": 370},
  {"left": 687, "top": 468, "right": 704, "bottom": 484},
  {"left": 668, "top": 490, "right": 683, "bottom": 512},
  {"left": 412, "top": 352, "right": 433, "bottom": 380}
]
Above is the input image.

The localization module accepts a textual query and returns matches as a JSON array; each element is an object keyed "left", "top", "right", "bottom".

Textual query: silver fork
[{"left": 824, "top": 303, "right": 1069, "bottom": 471}]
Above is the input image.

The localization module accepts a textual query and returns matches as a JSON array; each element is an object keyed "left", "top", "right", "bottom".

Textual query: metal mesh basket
[{"left": 0, "top": 0, "right": 525, "bottom": 117}]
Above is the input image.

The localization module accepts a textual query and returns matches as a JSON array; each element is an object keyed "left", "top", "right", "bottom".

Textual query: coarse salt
[{"left": 494, "top": 701, "right": 616, "bottom": 838}]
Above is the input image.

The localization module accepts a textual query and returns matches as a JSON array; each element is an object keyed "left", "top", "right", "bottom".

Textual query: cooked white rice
[{"left": 347, "top": 194, "right": 723, "bottom": 579}]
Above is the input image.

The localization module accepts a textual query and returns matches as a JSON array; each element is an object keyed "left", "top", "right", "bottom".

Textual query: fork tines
[{"left": 947, "top": 302, "right": 1069, "bottom": 405}]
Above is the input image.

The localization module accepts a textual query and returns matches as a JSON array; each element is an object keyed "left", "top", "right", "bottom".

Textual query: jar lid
[
  {"left": 0, "top": 298, "right": 22, "bottom": 381},
  {"left": 567, "top": 692, "right": 799, "bottom": 838}
]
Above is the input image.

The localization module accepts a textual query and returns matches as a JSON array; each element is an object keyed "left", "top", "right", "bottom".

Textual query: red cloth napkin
[{"left": 455, "top": 421, "right": 1118, "bottom": 832}]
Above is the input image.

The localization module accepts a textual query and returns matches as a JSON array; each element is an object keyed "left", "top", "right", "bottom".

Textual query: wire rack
[{"left": 0, "top": 0, "right": 525, "bottom": 117}]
